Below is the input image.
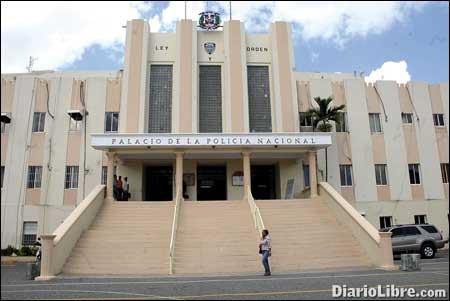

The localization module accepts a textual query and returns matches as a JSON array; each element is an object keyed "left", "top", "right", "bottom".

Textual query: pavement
[{"left": 1, "top": 250, "right": 448, "bottom": 300}]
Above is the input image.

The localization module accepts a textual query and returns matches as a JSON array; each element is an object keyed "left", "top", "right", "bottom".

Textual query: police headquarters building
[{"left": 1, "top": 14, "right": 449, "bottom": 276}]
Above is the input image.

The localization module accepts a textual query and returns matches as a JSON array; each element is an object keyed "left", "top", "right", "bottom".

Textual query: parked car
[{"left": 380, "top": 224, "right": 448, "bottom": 259}]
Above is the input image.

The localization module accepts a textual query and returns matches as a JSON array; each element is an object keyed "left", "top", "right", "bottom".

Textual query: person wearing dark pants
[
  {"left": 259, "top": 229, "right": 272, "bottom": 276},
  {"left": 123, "top": 177, "right": 130, "bottom": 201}
]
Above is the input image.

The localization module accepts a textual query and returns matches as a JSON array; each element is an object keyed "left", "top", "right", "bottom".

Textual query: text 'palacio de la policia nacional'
[{"left": 1, "top": 13, "right": 448, "bottom": 277}]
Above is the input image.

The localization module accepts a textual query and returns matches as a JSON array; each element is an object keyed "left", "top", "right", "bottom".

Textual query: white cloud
[
  {"left": 1, "top": 1, "right": 151, "bottom": 73},
  {"left": 365, "top": 61, "right": 411, "bottom": 84}
]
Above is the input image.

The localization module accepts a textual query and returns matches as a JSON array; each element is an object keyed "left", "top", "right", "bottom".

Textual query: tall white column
[{"left": 309, "top": 151, "right": 318, "bottom": 198}]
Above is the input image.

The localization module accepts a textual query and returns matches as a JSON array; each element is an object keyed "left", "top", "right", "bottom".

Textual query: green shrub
[
  {"left": 1, "top": 245, "right": 19, "bottom": 256},
  {"left": 17, "top": 246, "right": 38, "bottom": 256}
]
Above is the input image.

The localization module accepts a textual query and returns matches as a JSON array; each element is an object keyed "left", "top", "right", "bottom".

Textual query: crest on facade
[
  {"left": 204, "top": 42, "right": 216, "bottom": 55},
  {"left": 198, "top": 11, "right": 222, "bottom": 30}
]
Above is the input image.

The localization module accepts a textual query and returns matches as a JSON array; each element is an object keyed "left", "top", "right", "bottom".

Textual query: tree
[{"left": 307, "top": 96, "right": 346, "bottom": 181}]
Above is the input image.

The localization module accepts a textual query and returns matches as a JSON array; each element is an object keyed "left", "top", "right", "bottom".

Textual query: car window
[
  {"left": 391, "top": 228, "right": 403, "bottom": 237},
  {"left": 403, "top": 227, "right": 421, "bottom": 236},
  {"left": 421, "top": 225, "right": 438, "bottom": 234}
]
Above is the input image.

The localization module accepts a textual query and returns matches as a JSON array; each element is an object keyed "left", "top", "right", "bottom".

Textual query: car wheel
[{"left": 420, "top": 244, "right": 436, "bottom": 259}]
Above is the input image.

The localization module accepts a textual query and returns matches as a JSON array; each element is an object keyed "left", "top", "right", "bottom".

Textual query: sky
[{"left": 1, "top": 1, "right": 449, "bottom": 84}]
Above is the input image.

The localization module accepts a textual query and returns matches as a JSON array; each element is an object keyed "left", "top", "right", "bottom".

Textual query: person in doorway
[
  {"left": 123, "top": 177, "right": 130, "bottom": 201},
  {"left": 182, "top": 180, "right": 189, "bottom": 199},
  {"left": 113, "top": 174, "right": 118, "bottom": 200},
  {"left": 259, "top": 229, "right": 272, "bottom": 276},
  {"left": 117, "top": 176, "right": 123, "bottom": 201}
]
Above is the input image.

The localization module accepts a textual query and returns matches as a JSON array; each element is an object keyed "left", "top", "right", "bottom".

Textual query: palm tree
[{"left": 307, "top": 96, "right": 346, "bottom": 181}]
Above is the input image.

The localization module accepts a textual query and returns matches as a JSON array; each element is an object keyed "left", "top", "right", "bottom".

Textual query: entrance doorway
[
  {"left": 251, "top": 165, "right": 276, "bottom": 200},
  {"left": 145, "top": 166, "right": 173, "bottom": 201},
  {"left": 197, "top": 166, "right": 227, "bottom": 200}
]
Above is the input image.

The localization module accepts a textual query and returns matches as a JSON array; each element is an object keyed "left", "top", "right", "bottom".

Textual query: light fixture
[
  {"left": 67, "top": 109, "right": 87, "bottom": 121},
  {"left": 1, "top": 112, "right": 11, "bottom": 124}
]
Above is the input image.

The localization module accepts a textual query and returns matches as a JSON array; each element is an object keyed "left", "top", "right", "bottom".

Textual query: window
[
  {"left": 32, "top": 112, "right": 46, "bottom": 132},
  {"left": 340, "top": 165, "right": 353, "bottom": 186},
  {"left": 391, "top": 228, "right": 403, "bottom": 237},
  {"left": 148, "top": 65, "right": 173, "bottom": 133},
  {"left": 101, "top": 166, "right": 107, "bottom": 185},
  {"left": 369, "top": 113, "right": 382, "bottom": 133},
  {"left": 374, "top": 164, "right": 388, "bottom": 186},
  {"left": 27, "top": 166, "right": 42, "bottom": 188},
  {"left": 101, "top": 166, "right": 117, "bottom": 185},
  {"left": 22, "top": 222, "right": 37, "bottom": 246},
  {"left": 408, "top": 164, "right": 421, "bottom": 185},
  {"left": 303, "top": 164, "right": 310, "bottom": 187},
  {"left": 248, "top": 65, "right": 272, "bottom": 132},
  {"left": 421, "top": 225, "right": 438, "bottom": 234},
  {"left": 299, "top": 112, "right": 313, "bottom": 127},
  {"left": 414, "top": 215, "right": 427, "bottom": 225},
  {"left": 69, "top": 117, "right": 82, "bottom": 131},
  {"left": 105, "top": 112, "right": 119, "bottom": 133},
  {"left": 401, "top": 113, "right": 413, "bottom": 124},
  {"left": 379, "top": 216, "right": 393, "bottom": 229},
  {"left": 199, "top": 65, "right": 222, "bottom": 133},
  {"left": 441, "top": 163, "right": 449, "bottom": 184},
  {"left": 335, "top": 112, "right": 348, "bottom": 132},
  {"left": 402, "top": 226, "right": 421, "bottom": 236},
  {"left": 433, "top": 113, "right": 445, "bottom": 127},
  {"left": 65, "top": 166, "right": 79, "bottom": 189},
  {"left": 1, "top": 166, "right": 4, "bottom": 188}
]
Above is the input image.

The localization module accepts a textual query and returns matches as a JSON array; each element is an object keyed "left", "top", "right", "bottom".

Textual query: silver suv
[{"left": 380, "top": 224, "right": 448, "bottom": 259}]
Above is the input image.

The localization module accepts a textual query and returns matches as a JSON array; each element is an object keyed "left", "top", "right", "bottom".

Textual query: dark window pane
[
  {"left": 148, "top": 65, "right": 173, "bottom": 133},
  {"left": 248, "top": 66, "right": 272, "bottom": 132},
  {"left": 105, "top": 112, "right": 112, "bottom": 132},
  {"left": 199, "top": 65, "right": 222, "bottom": 133}
]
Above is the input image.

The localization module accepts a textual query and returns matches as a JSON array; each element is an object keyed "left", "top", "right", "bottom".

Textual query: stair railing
[
  {"left": 169, "top": 193, "right": 182, "bottom": 274},
  {"left": 246, "top": 188, "right": 265, "bottom": 236},
  {"left": 36, "top": 185, "right": 106, "bottom": 280}
]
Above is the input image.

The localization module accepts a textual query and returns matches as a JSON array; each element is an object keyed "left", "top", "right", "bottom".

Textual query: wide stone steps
[
  {"left": 62, "top": 202, "right": 174, "bottom": 275},
  {"left": 173, "top": 201, "right": 259, "bottom": 275},
  {"left": 256, "top": 199, "right": 371, "bottom": 272}
]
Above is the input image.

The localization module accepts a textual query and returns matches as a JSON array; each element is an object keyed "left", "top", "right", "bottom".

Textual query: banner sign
[{"left": 91, "top": 133, "right": 332, "bottom": 149}]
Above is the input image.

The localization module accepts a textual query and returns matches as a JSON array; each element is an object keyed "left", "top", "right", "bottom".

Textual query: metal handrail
[
  {"left": 168, "top": 194, "right": 181, "bottom": 274},
  {"left": 246, "top": 189, "right": 265, "bottom": 235}
]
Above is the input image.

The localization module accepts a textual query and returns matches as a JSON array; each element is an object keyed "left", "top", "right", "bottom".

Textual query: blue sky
[{"left": 2, "top": 1, "right": 449, "bottom": 83}]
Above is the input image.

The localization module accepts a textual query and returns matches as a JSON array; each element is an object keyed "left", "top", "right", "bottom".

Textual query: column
[
  {"left": 242, "top": 152, "right": 252, "bottom": 198},
  {"left": 308, "top": 150, "right": 318, "bottom": 198},
  {"left": 106, "top": 152, "right": 115, "bottom": 200},
  {"left": 35, "top": 234, "right": 56, "bottom": 280},
  {"left": 175, "top": 152, "right": 184, "bottom": 201}
]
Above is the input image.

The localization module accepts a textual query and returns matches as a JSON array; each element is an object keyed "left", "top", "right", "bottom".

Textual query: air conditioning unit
[
  {"left": 67, "top": 109, "right": 87, "bottom": 121},
  {"left": 1, "top": 112, "right": 12, "bottom": 124}
]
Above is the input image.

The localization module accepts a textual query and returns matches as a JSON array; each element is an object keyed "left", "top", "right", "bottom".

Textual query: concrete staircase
[
  {"left": 174, "top": 201, "right": 261, "bottom": 275},
  {"left": 62, "top": 201, "right": 174, "bottom": 275},
  {"left": 256, "top": 198, "right": 372, "bottom": 272}
]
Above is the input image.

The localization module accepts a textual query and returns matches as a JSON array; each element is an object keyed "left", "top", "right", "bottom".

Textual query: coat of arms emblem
[
  {"left": 204, "top": 42, "right": 216, "bottom": 55},
  {"left": 198, "top": 11, "right": 222, "bottom": 31}
]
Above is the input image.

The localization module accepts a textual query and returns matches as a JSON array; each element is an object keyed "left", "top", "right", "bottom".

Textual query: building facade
[{"left": 1, "top": 19, "right": 449, "bottom": 249}]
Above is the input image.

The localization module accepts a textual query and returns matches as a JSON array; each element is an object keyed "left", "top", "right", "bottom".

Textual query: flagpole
[
  {"left": 229, "top": 1, "right": 232, "bottom": 20},
  {"left": 184, "top": 1, "right": 187, "bottom": 19}
]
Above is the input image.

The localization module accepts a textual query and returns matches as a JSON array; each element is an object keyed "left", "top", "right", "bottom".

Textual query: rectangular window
[
  {"left": 69, "top": 117, "right": 82, "bottom": 131},
  {"left": 32, "top": 112, "right": 46, "bottom": 132},
  {"left": 101, "top": 166, "right": 107, "bottom": 185},
  {"left": 414, "top": 215, "right": 427, "bottom": 225},
  {"left": 303, "top": 164, "right": 310, "bottom": 187},
  {"left": 248, "top": 65, "right": 272, "bottom": 132},
  {"left": 1, "top": 166, "right": 4, "bottom": 188},
  {"left": 299, "top": 112, "right": 313, "bottom": 127},
  {"left": 374, "top": 164, "right": 388, "bottom": 185},
  {"left": 433, "top": 113, "right": 445, "bottom": 126},
  {"left": 65, "top": 166, "right": 79, "bottom": 189},
  {"left": 441, "top": 163, "right": 449, "bottom": 184},
  {"left": 369, "top": 113, "right": 382, "bottom": 133},
  {"left": 408, "top": 164, "right": 421, "bottom": 185},
  {"left": 22, "top": 222, "right": 37, "bottom": 246},
  {"left": 104, "top": 112, "right": 119, "bottom": 133},
  {"left": 340, "top": 165, "right": 353, "bottom": 186},
  {"left": 27, "top": 166, "right": 42, "bottom": 188},
  {"left": 199, "top": 65, "right": 222, "bottom": 133},
  {"left": 335, "top": 112, "right": 348, "bottom": 132},
  {"left": 148, "top": 65, "right": 173, "bottom": 133},
  {"left": 401, "top": 113, "right": 413, "bottom": 124},
  {"left": 379, "top": 216, "right": 393, "bottom": 229}
]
